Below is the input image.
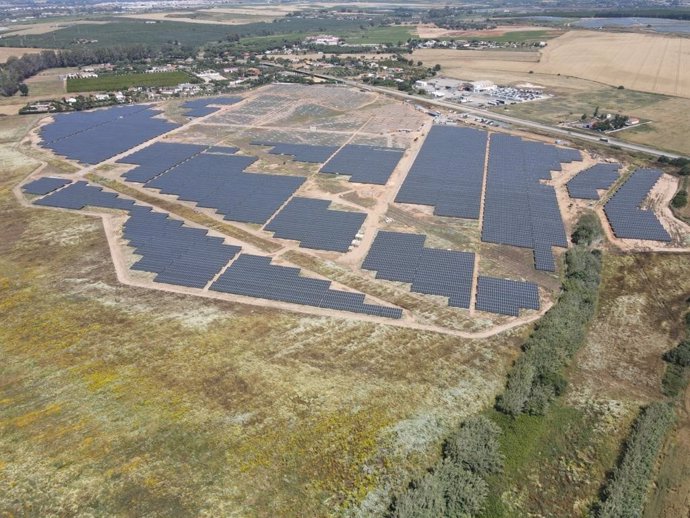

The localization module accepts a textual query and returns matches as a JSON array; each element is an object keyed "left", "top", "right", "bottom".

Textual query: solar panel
[
  {"left": 118, "top": 142, "right": 207, "bottom": 183},
  {"left": 481, "top": 133, "right": 580, "bottom": 270},
  {"left": 22, "top": 177, "right": 71, "bottom": 195},
  {"left": 34, "top": 180, "right": 136, "bottom": 211},
  {"left": 143, "top": 153, "right": 305, "bottom": 224},
  {"left": 320, "top": 144, "right": 404, "bottom": 185},
  {"left": 40, "top": 105, "right": 179, "bottom": 164},
  {"left": 395, "top": 125, "right": 487, "bottom": 219},
  {"left": 566, "top": 163, "right": 620, "bottom": 199},
  {"left": 362, "top": 231, "right": 475, "bottom": 308},
  {"left": 475, "top": 276, "right": 540, "bottom": 316},
  {"left": 211, "top": 254, "right": 402, "bottom": 318},
  {"left": 182, "top": 96, "right": 242, "bottom": 117},
  {"left": 265, "top": 197, "right": 366, "bottom": 252},
  {"left": 603, "top": 168, "right": 671, "bottom": 241},
  {"left": 251, "top": 141, "right": 338, "bottom": 163}
]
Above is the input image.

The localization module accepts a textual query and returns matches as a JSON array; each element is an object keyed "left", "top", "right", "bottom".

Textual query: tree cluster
[
  {"left": 594, "top": 402, "right": 675, "bottom": 518},
  {"left": 661, "top": 311, "right": 690, "bottom": 397},
  {"left": 390, "top": 416, "right": 504, "bottom": 518},
  {"left": 0, "top": 45, "right": 178, "bottom": 97},
  {"left": 571, "top": 211, "right": 604, "bottom": 245},
  {"left": 496, "top": 245, "right": 602, "bottom": 416}
]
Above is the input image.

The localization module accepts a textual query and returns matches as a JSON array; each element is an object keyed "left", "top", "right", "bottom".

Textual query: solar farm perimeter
[{"left": 20, "top": 84, "right": 687, "bottom": 336}]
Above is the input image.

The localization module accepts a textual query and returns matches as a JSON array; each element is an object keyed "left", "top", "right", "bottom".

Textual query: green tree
[{"left": 443, "top": 416, "right": 504, "bottom": 476}]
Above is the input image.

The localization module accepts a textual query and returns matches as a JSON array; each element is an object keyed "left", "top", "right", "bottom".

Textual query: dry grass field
[
  {"left": 415, "top": 30, "right": 690, "bottom": 99},
  {"left": 0, "top": 47, "right": 49, "bottom": 63}
]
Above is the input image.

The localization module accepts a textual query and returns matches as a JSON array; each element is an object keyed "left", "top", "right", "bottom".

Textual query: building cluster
[{"left": 414, "top": 77, "right": 549, "bottom": 106}]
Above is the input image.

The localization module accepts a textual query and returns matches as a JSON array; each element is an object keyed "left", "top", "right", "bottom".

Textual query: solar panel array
[
  {"left": 124, "top": 208, "right": 241, "bottom": 288},
  {"left": 482, "top": 133, "right": 581, "bottom": 272},
  {"left": 265, "top": 197, "right": 366, "bottom": 252},
  {"left": 211, "top": 254, "right": 402, "bottom": 318},
  {"left": 603, "top": 168, "right": 672, "bottom": 241},
  {"left": 475, "top": 276, "right": 540, "bottom": 317},
  {"left": 206, "top": 145, "right": 240, "bottom": 155},
  {"left": 182, "top": 96, "right": 242, "bottom": 117},
  {"left": 566, "top": 163, "right": 620, "bottom": 200},
  {"left": 40, "top": 105, "right": 179, "bottom": 164},
  {"left": 252, "top": 141, "right": 338, "bottom": 163},
  {"left": 34, "top": 180, "right": 136, "bottom": 211},
  {"left": 118, "top": 142, "right": 207, "bottom": 183},
  {"left": 320, "top": 144, "right": 404, "bottom": 185},
  {"left": 144, "top": 154, "right": 305, "bottom": 224},
  {"left": 362, "top": 231, "right": 475, "bottom": 308},
  {"left": 22, "top": 177, "right": 71, "bottom": 195},
  {"left": 395, "top": 126, "right": 488, "bottom": 219}
]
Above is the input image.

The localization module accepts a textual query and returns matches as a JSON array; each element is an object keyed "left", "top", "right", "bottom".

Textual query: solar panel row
[
  {"left": 566, "top": 163, "right": 620, "bottom": 200},
  {"left": 395, "top": 126, "right": 487, "bottom": 219},
  {"left": 211, "top": 254, "right": 402, "bottom": 318},
  {"left": 320, "top": 144, "right": 404, "bottom": 185},
  {"left": 22, "top": 177, "right": 71, "bottom": 195},
  {"left": 475, "top": 276, "right": 540, "bottom": 317},
  {"left": 362, "top": 231, "right": 475, "bottom": 308},
  {"left": 265, "top": 197, "right": 366, "bottom": 252},
  {"left": 118, "top": 142, "right": 207, "bottom": 183},
  {"left": 144, "top": 153, "right": 305, "bottom": 224},
  {"left": 40, "top": 105, "right": 179, "bottom": 164},
  {"left": 182, "top": 96, "right": 242, "bottom": 117},
  {"left": 482, "top": 133, "right": 581, "bottom": 271},
  {"left": 34, "top": 180, "right": 136, "bottom": 211},
  {"left": 603, "top": 168, "right": 671, "bottom": 242},
  {"left": 32, "top": 179, "right": 401, "bottom": 317},
  {"left": 252, "top": 141, "right": 338, "bottom": 163}
]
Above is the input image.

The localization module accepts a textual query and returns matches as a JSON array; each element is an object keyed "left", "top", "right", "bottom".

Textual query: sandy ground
[
  {"left": 121, "top": 11, "right": 275, "bottom": 25},
  {"left": 416, "top": 24, "right": 557, "bottom": 39}
]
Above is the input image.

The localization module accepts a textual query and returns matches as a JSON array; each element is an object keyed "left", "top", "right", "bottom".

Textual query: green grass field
[
  {"left": 478, "top": 30, "right": 557, "bottom": 43},
  {"left": 337, "top": 25, "right": 415, "bottom": 45},
  {"left": 66, "top": 71, "right": 192, "bottom": 92}
]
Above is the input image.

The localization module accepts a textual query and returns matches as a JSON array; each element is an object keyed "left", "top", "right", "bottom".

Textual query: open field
[
  {"left": 415, "top": 30, "right": 690, "bottom": 99},
  {"left": 416, "top": 24, "right": 562, "bottom": 42},
  {"left": 0, "top": 115, "right": 524, "bottom": 515},
  {"left": 0, "top": 47, "right": 49, "bottom": 63},
  {"left": 66, "top": 71, "right": 193, "bottom": 93},
  {"left": 122, "top": 10, "right": 279, "bottom": 25}
]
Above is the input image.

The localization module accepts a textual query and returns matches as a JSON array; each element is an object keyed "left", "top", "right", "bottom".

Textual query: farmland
[{"left": 66, "top": 71, "right": 193, "bottom": 93}]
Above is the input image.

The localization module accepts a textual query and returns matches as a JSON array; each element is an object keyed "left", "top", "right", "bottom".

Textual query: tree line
[{"left": 0, "top": 45, "right": 188, "bottom": 97}]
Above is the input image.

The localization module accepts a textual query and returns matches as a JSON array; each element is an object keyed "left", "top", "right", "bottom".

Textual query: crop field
[
  {"left": 66, "top": 71, "right": 193, "bottom": 93},
  {"left": 415, "top": 30, "right": 690, "bottom": 98},
  {"left": 0, "top": 47, "right": 49, "bottom": 63}
]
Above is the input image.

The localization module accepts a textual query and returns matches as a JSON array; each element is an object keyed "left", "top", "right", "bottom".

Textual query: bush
[
  {"left": 571, "top": 212, "right": 603, "bottom": 245},
  {"left": 664, "top": 339, "right": 690, "bottom": 367},
  {"left": 661, "top": 364, "right": 688, "bottom": 397},
  {"left": 437, "top": 460, "right": 488, "bottom": 518},
  {"left": 393, "top": 471, "right": 446, "bottom": 518},
  {"left": 671, "top": 190, "right": 688, "bottom": 208},
  {"left": 443, "top": 416, "right": 504, "bottom": 476},
  {"left": 595, "top": 403, "right": 675, "bottom": 518}
]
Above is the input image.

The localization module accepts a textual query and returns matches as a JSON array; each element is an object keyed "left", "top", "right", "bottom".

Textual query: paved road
[{"left": 269, "top": 65, "right": 687, "bottom": 160}]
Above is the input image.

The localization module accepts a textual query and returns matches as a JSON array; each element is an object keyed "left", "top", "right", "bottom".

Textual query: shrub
[
  {"left": 437, "top": 460, "right": 488, "bottom": 518},
  {"left": 571, "top": 212, "right": 603, "bottom": 245},
  {"left": 443, "top": 416, "right": 504, "bottom": 476},
  {"left": 661, "top": 364, "right": 688, "bottom": 397},
  {"left": 671, "top": 190, "right": 687, "bottom": 208},
  {"left": 663, "top": 339, "right": 690, "bottom": 367},
  {"left": 595, "top": 403, "right": 675, "bottom": 518},
  {"left": 393, "top": 471, "right": 446, "bottom": 518}
]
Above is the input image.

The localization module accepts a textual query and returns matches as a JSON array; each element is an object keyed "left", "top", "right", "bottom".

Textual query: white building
[{"left": 471, "top": 80, "right": 497, "bottom": 92}]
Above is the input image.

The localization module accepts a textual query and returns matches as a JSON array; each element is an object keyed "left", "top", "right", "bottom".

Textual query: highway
[{"left": 267, "top": 64, "right": 687, "bottom": 160}]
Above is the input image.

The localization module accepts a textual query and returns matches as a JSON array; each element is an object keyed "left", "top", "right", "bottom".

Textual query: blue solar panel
[
  {"left": 118, "top": 142, "right": 207, "bottom": 183},
  {"left": 481, "top": 133, "right": 580, "bottom": 270},
  {"left": 22, "top": 177, "right": 71, "bottom": 195},
  {"left": 34, "top": 180, "right": 136, "bottom": 211},
  {"left": 40, "top": 105, "right": 179, "bottom": 164},
  {"left": 396, "top": 126, "right": 487, "bottom": 219},
  {"left": 362, "top": 231, "right": 475, "bottom": 308},
  {"left": 143, "top": 153, "right": 305, "bottom": 224},
  {"left": 475, "top": 276, "right": 540, "bottom": 316},
  {"left": 265, "top": 197, "right": 366, "bottom": 252},
  {"left": 320, "top": 144, "right": 404, "bottom": 185},
  {"left": 182, "top": 96, "right": 242, "bottom": 117},
  {"left": 211, "top": 254, "right": 402, "bottom": 318},
  {"left": 252, "top": 141, "right": 338, "bottom": 163},
  {"left": 603, "top": 168, "right": 671, "bottom": 241},
  {"left": 566, "top": 163, "right": 620, "bottom": 199}
]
